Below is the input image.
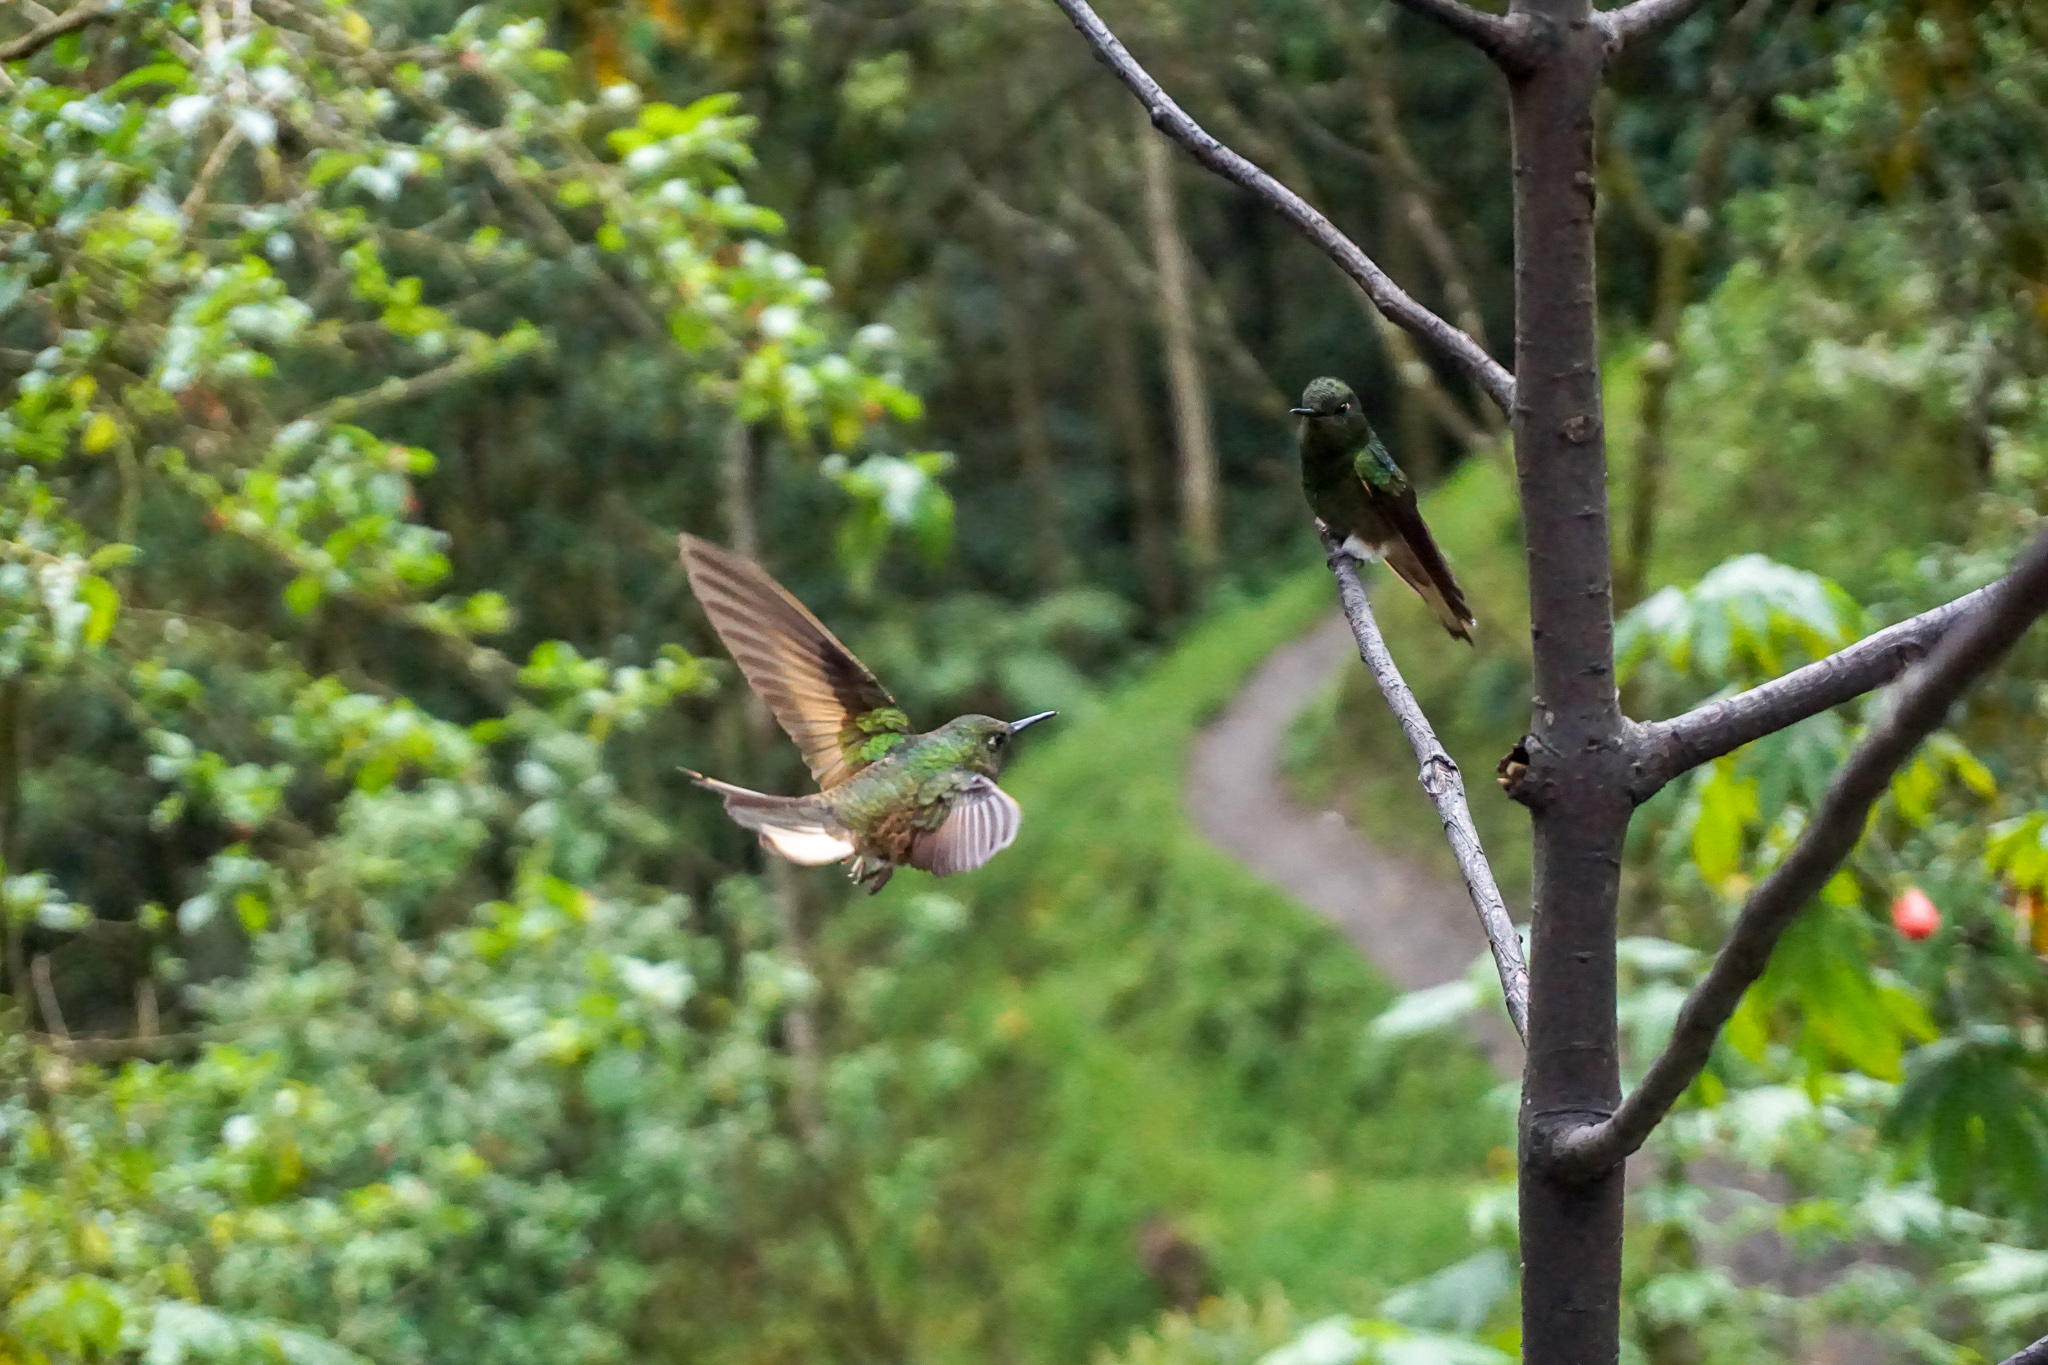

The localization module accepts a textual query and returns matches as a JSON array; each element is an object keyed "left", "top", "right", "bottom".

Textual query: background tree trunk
[
  {"left": 1134, "top": 105, "right": 1221, "bottom": 588},
  {"left": 1078, "top": 240, "right": 1178, "bottom": 619}
]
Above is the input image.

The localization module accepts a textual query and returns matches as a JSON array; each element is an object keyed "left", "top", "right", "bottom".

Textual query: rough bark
[
  {"left": 1135, "top": 105, "right": 1221, "bottom": 585},
  {"left": 1500, "top": 6, "right": 1630, "bottom": 1363}
]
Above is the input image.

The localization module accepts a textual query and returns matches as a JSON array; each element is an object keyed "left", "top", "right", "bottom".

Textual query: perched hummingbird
[
  {"left": 677, "top": 534, "right": 1056, "bottom": 894},
  {"left": 1293, "top": 376, "right": 1476, "bottom": 642}
]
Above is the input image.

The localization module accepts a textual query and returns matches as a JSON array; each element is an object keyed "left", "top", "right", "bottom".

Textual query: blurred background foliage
[{"left": 3, "top": 0, "right": 2048, "bottom": 1360}]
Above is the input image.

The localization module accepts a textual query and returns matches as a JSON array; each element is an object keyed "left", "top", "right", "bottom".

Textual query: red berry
[{"left": 1891, "top": 887, "right": 1940, "bottom": 940}]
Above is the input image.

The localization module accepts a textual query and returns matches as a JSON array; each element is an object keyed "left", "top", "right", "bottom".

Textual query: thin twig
[
  {"left": 1598, "top": 0, "right": 1718, "bottom": 55},
  {"left": 0, "top": 0, "right": 119, "bottom": 63},
  {"left": 1320, "top": 529, "right": 1530, "bottom": 1043},
  {"left": 1629, "top": 578, "right": 2009, "bottom": 798},
  {"left": 1556, "top": 525, "right": 2048, "bottom": 1176},
  {"left": 1049, "top": 0, "right": 1515, "bottom": 416}
]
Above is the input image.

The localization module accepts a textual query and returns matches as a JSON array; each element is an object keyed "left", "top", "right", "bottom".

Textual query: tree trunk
[
  {"left": 720, "top": 419, "right": 822, "bottom": 1135},
  {"left": 1504, "top": 7, "right": 1630, "bottom": 1364},
  {"left": 987, "top": 223, "right": 1076, "bottom": 591},
  {"left": 1134, "top": 104, "right": 1221, "bottom": 587},
  {"left": 1077, "top": 239, "right": 1178, "bottom": 619}
]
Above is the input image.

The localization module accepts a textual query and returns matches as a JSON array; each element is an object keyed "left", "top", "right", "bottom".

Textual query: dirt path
[{"left": 1185, "top": 611, "right": 1518, "bottom": 1074}]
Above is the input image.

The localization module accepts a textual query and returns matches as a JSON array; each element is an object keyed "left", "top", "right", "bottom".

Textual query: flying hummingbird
[
  {"left": 1294, "top": 376, "right": 1476, "bottom": 642},
  {"left": 677, "top": 534, "right": 1056, "bottom": 894}
]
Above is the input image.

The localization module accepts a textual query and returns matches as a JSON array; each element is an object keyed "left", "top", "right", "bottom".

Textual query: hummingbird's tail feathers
[
  {"left": 678, "top": 535, "right": 906, "bottom": 790},
  {"left": 1383, "top": 519, "right": 1477, "bottom": 644},
  {"left": 909, "top": 777, "right": 1022, "bottom": 877},
  {"left": 683, "top": 769, "right": 857, "bottom": 866}
]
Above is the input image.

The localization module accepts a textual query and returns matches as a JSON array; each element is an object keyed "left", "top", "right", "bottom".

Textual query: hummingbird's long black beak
[
  {"left": 1290, "top": 407, "right": 1314, "bottom": 416},
  {"left": 1008, "top": 711, "right": 1057, "bottom": 736}
]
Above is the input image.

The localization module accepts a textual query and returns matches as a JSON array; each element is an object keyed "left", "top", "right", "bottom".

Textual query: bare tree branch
[
  {"left": 1628, "top": 578, "right": 2009, "bottom": 799},
  {"left": 30, "top": 954, "right": 68, "bottom": 1040},
  {"left": 1320, "top": 528, "right": 1530, "bottom": 1044},
  {"left": 0, "top": 0, "right": 118, "bottom": 63},
  {"left": 1598, "top": 0, "right": 1717, "bottom": 55},
  {"left": 1999, "top": 1335, "right": 2048, "bottom": 1365},
  {"left": 1555, "top": 525, "right": 2048, "bottom": 1177},
  {"left": 1386, "top": 0, "right": 1528, "bottom": 67},
  {"left": 1049, "top": 0, "right": 1516, "bottom": 416}
]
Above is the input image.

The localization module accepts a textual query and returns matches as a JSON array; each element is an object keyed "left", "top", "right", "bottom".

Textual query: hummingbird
[
  {"left": 677, "top": 534, "right": 1056, "bottom": 894},
  {"left": 1294, "top": 376, "right": 1476, "bottom": 642}
]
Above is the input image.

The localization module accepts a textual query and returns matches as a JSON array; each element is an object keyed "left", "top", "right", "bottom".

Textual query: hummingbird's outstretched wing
[
  {"left": 1353, "top": 438, "right": 1476, "bottom": 643},
  {"left": 908, "top": 777, "right": 1022, "bottom": 877},
  {"left": 679, "top": 535, "right": 911, "bottom": 789}
]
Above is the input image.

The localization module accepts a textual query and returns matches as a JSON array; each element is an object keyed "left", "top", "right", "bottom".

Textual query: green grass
[{"left": 829, "top": 568, "right": 1505, "bottom": 1363}]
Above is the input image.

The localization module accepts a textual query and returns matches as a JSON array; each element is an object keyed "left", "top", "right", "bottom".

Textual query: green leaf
[
  {"left": 284, "top": 575, "right": 324, "bottom": 616},
  {"left": 79, "top": 573, "right": 119, "bottom": 646}
]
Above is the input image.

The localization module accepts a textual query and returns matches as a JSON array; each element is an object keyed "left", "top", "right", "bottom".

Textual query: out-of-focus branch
[
  {"left": 0, "top": 1, "right": 119, "bottom": 62},
  {"left": 298, "top": 343, "right": 539, "bottom": 428},
  {"left": 1320, "top": 528, "right": 1530, "bottom": 1044},
  {"left": 1561, "top": 526, "right": 2048, "bottom": 1176},
  {"left": 1598, "top": 0, "right": 1717, "bottom": 56},
  {"left": 1612, "top": 0, "right": 1812, "bottom": 604},
  {"left": 1054, "top": 187, "right": 1291, "bottom": 419},
  {"left": 1386, "top": 0, "right": 1529, "bottom": 67},
  {"left": 1050, "top": 0, "right": 1515, "bottom": 416}
]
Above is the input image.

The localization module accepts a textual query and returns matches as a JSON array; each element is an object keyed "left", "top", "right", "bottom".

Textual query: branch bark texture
[
  {"left": 2001, "top": 1334, "right": 2048, "bottom": 1365},
  {"left": 1630, "top": 578, "right": 2005, "bottom": 798},
  {"left": 1557, "top": 525, "right": 2048, "bottom": 1176},
  {"left": 1501, "top": 5, "right": 1632, "bottom": 1363},
  {"left": 1048, "top": 0, "right": 1516, "bottom": 416},
  {"left": 1319, "top": 531, "right": 1531, "bottom": 1044}
]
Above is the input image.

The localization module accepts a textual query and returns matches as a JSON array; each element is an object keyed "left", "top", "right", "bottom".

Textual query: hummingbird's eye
[
  {"left": 988, "top": 732, "right": 1006, "bottom": 750},
  {"left": 1338, "top": 402, "right": 1351, "bottom": 414}
]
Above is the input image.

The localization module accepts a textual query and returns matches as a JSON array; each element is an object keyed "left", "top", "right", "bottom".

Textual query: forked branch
[
  {"left": 1321, "top": 529, "right": 1530, "bottom": 1043},
  {"left": 1555, "top": 525, "right": 2048, "bottom": 1177},
  {"left": 1049, "top": 0, "right": 1515, "bottom": 416},
  {"left": 1630, "top": 577, "right": 2008, "bottom": 799}
]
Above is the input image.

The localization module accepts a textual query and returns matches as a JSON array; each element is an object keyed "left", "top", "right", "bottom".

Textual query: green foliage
[{"left": 820, "top": 570, "right": 1504, "bottom": 1359}]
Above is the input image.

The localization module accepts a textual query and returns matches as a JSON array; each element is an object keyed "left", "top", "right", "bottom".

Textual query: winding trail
[{"left": 1185, "top": 611, "right": 1518, "bottom": 1074}]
